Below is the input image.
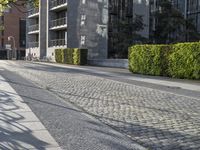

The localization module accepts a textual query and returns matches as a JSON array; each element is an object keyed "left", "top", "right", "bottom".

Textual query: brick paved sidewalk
[
  {"left": 33, "top": 61, "right": 200, "bottom": 92},
  {"left": 2, "top": 61, "right": 200, "bottom": 150}
]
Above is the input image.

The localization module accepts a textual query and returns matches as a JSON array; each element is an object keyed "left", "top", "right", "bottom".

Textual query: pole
[{"left": 8, "top": 36, "right": 17, "bottom": 60}]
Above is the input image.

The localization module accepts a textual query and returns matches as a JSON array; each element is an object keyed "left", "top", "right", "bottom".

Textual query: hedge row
[
  {"left": 129, "top": 42, "right": 200, "bottom": 79},
  {"left": 55, "top": 48, "right": 88, "bottom": 65}
]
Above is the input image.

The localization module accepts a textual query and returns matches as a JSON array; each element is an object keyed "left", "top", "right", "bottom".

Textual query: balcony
[
  {"left": 50, "top": 0, "right": 67, "bottom": 11},
  {"left": 28, "top": 8, "right": 39, "bottom": 18},
  {"left": 29, "top": 42, "right": 39, "bottom": 48},
  {"left": 50, "top": 39, "right": 66, "bottom": 47},
  {"left": 28, "top": 24, "right": 39, "bottom": 34},
  {"left": 50, "top": 17, "right": 67, "bottom": 30}
]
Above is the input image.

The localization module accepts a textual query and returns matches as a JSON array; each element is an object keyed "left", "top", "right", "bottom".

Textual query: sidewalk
[
  {"left": 0, "top": 74, "right": 61, "bottom": 150},
  {"left": 33, "top": 61, "right": 200, "bottom": 92}
]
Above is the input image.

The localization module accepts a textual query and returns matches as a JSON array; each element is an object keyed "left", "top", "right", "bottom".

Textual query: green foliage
[
  {"left": 129, "top": 42, "right": 200, "bottom": 79},
  {"left": 129, "top": 45, "right": 170, "bottom": 76},
  {"left": 55, "top": 49, "right": 64, "bottom": 63},
  {"left": 55, "top": 48, "right": 88, "bottom": 65},
  {"left": 109, "top": 14, "right": 146, "bottom": 58},
  {"left": 0, "top": 24, "right": 4, "bottom": 31},
  {"left": 64, "top": 48, "right": 73, "bottom": 64},
  {"left": 168, "top": 43, "right": 200, "bottom": 79},
  {"left": 0, "top": 0, "right": 39, "bottom": 15},
  {"left": 73, "top": 48, "right": 88, "bottom": 65}
]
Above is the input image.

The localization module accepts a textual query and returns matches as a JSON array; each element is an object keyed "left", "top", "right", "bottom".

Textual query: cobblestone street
[{"left": 1, "top": 61, "right": 200, "bottom": 150}]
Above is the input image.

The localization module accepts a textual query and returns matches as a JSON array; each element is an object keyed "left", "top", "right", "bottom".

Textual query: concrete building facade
[
  {"left": 26, "top": 0, "right": 110, "bottom": 61},
  {"left": 0, "top": 6, "right": 26, "bottom": 59},
  {"left": 26, "top": 0, "right": 151, "bottom": 61}
]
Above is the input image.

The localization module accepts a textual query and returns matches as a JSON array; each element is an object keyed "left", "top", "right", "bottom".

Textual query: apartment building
[
  {"left": 26, "top": 0, "right": 152, "bottom": 61},
  {"left": 0, "top": 6, "right": 26, "bottom": 59},
  {"left": 26, "top": 0, "right": 109, "bottom": 60},
  {"left": 26, "top": 5, "right": 40, "bottom": 59}
]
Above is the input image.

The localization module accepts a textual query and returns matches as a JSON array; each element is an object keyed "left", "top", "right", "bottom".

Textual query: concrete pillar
[{"left": 39, "top": 0, "right": 47, "bottom": 59}]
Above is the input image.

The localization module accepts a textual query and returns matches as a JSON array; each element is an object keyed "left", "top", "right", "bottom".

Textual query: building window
[
  {"left": 1, "top": 38, "right": 4, "bottom": 48},
  {"left": 19, "top": 19, "right": 26, "bottom": 48},
  {"left": 1, "top": 30, "right": 4, "bottom": 36}
]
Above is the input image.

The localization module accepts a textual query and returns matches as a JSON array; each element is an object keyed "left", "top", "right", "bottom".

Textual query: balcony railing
[
  {"left": 28, "top": 24, "right": 39, "bottom": 32},
  {"left": 50, "top": 0, "right": 67, "bottom": 9},
  {"left": 50, "top": 17, "right": 67, "bottom": 28},
  {"left": 50, "top": 39, "right": 66, "bottom": 47},
  {"left": 28, "top": 8, "right": 39, "bottom": 17},
  {"left": 29, "top": 42, "right": 39, "bottom": 48}
]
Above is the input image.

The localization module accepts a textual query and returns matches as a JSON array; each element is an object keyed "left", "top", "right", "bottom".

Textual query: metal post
[{"left": 8, "top": 36, "right": 17, "bottom": 60}]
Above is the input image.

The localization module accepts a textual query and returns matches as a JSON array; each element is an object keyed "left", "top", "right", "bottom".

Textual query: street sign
[{"left": 5, "top": 44, "right": 11, "bottom": 50}]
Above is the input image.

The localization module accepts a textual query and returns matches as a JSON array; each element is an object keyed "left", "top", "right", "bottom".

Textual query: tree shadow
[{"left": 0, "top": 91, "right": 49, "bottom": 149}]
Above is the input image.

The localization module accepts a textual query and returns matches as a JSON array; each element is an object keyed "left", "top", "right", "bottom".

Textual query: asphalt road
[{"left": 0, "top": 61, "right": 144, "bottom": 150}]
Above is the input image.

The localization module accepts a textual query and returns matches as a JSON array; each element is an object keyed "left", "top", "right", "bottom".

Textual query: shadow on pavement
[
  {"left": 1, "top": 69, "right": 141, "bottom": 150},
  {"left": 2, "top": 62, "right": 200, "bottom": 150},
  {"left": 0, "top": 91, "right": 49, "bottom": 149}
]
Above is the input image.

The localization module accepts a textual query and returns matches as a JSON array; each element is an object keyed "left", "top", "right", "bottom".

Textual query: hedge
[
  {"left": 129, "top": 42, "right": 200, "bottom": 79},
  {"left": 55, "top": 48, "right": 88, "bottom": 65},
  {"left": 55, "top": 49, "right": 64, "bottom": 63},
  {"left": 169, "top": 43, "right": 200, "bottom": 79},
  {"left": 73, "top": 48, "right": 88, "bottom": 65},
  {"left": 128, "top": 45, "right": 171, "bottom": 76}
]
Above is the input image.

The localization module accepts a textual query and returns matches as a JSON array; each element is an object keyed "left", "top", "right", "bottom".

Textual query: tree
[
  {"left": 109, "top": 14, "right": 146, "bottom": 58},
  {"left": 118, "top": 15, "right": 147, "bottom": 57},
  {"left": 0, "top": 0, "right": 39, "bottom": 14},
  {"left": 151, "top": 0, "right": 200, "bottom": 44}
]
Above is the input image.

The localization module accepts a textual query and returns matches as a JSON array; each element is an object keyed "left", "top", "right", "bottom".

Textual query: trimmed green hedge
[
  {"left": 129, "top": 42, "right": 200, "bottom": 79},
  {"left": 169, "top": 43, "right": 200, "bottom": 79},
  {"left": 128, "top": 45, "right": 171, "bottom": 76},
  {"left": 55, "top": 48, "right": 88, "bottom": 65},
  {"left": 73, "top": 48, "right": 88, "bottom": 65},
  {"left": 55, "top": 49, "right": 64, "bottom": 63}
]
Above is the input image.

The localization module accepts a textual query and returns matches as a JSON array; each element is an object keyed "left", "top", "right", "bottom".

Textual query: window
[
  {"left": 19, "top": 19, "right": 26, "bottom": 48},
  {"left": 1, "top": 30, "right": 4, "bottom": 36},
  {"left": 1, "top": 38, "right": 4, "bottom": 48},
  {"left": 56, "top": 30, "right": 66, "bottom": 39}
]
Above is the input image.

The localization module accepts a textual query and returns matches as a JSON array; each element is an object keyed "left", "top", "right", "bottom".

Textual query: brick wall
[{"left": 0, "top": 6, "right": 26, "bottom": 51}]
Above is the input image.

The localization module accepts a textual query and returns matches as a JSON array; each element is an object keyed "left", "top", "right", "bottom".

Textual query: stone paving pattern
[{"left": 3, "top": 61, "right": 200, "bottom": 150}]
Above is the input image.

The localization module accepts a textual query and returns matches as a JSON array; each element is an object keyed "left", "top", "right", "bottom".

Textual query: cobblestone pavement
[{"left": 2, "top": 61, "right": 200, "bottom": 150}]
